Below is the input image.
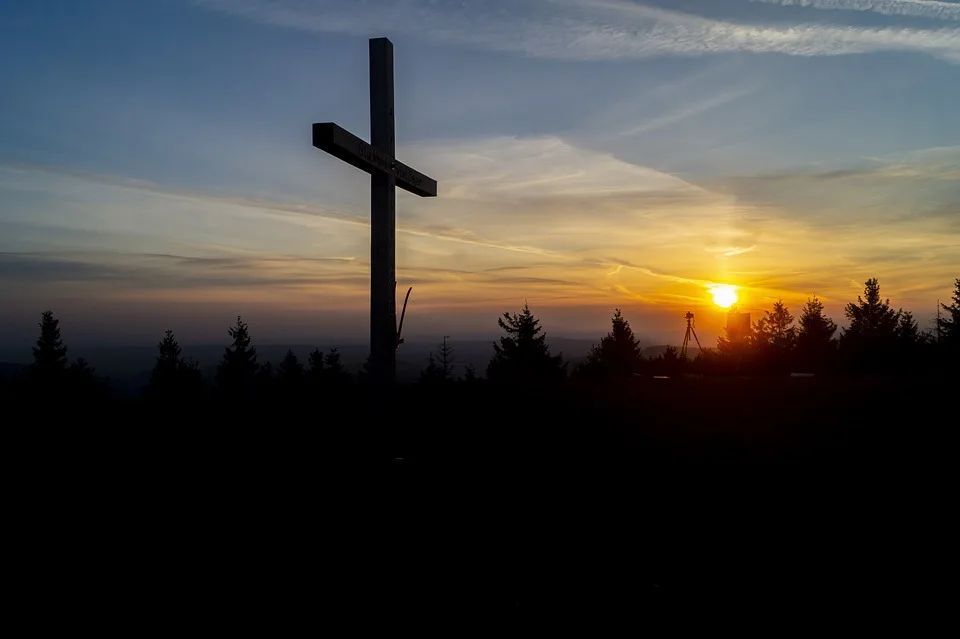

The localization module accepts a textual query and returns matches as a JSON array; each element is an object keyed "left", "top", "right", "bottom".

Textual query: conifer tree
[
  {"left": 894, "top": 309, "right": 925, "bottom": 371},
  {"left": 420, "top": 337, "right": 455, "bottom": 384},
  {"left": 146, "top": 330, "right": 204, "bottom": 401},
  {"left": 651, "top": 345, "right": 683, "bottom": 376},
  {"left": 753, "top": 300, "right": 797, "bottom": 372},
  {"left": 420, "top": 353, "right": 441, "bottom": 384},
  {"left": 939, "top": 279, "right": 960, "bottom": 348},
  {"left": 305, "top": 347, "right": 329, "bottom": 395},
  {"left": 31, "top": 311, "right": 68, "bottom": 381},
  {"left": 68, "top": 357, "right": 95, "bottom": 384},
  {"left": 278, "top": 349, "right": 304, "bottom": 384},
  {"left": 843, "top": 279, "right": 899, "bottom": 341},
  {"left": 216, "top": 316, "right": 259, "bottom": 395},
  {"left": 257, "top": 361, "right": 275, "bottom": 386},
  {"left": 896, "top": 310, "right": 921, "bottom": 345},
  {"left": 438, "top": 336, "right": 454, "bottom": 380},
  {"left": 324, "top": 347, "right": 351, "bottom": 385},
  {"left": 156, "top": 330, "right": 182, "bottom": 368},
  {"left": 308, "top": 348, "right": 325, "bottom": 377},
  {"left": 487, "top": 303, "right": 566, "bottom": 382},
  {"left": 796, "top": 296, "right": 838, "bottom": 372},
  {"left": 578, "top": 308, "right": 643, "bottom": 377},
  {"left": 68, "top": 357, "right": 106, "bottom": 401},
  {"left": 149, "top": 330, "right": 182, "bottom": 390},
  {"left": 842, "top": 278, "right": 900, "bottom": 370}
]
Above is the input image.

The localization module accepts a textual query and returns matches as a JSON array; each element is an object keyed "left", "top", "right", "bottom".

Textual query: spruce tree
[
  {"left": 842, "top": 278, "right": 900, "bottom": 370},
  {"left": 796, "top": 296, "right": 838, "bottom": 372},
  {"left": 487, "top": 303, "right": 566, "bottom": 382},
  {"left": 257, "top": 361, "right": 275, "bottom": 386},
  {"left": 578, "top": 308, "right": 643, "bottom": 377},
  {"left": 421, "top": 337, "right": 455, "bottom": 384},
  {"left": 68, "top": 357, "right": 106, "bottom": 401},
  {"left": 149, "top": 330, "right": 183, "bottom": 392},
  {"left": 939, "top": 279, "right": 960, "bottom": 347},
  {"left": 894, "top": 310, "right": 925, "bottom": 371},
  {"left": 69, "top": 357, "right": 96, "bottom": 383},
  {"left": 658, "top": 345, "right": 683, "bottom": 375},
  {"left": 325, "top": 348, "right": 351, "bottom": 385},
  {"left": 147, "top": 330, "right": 204, "bottom": 401},
  {"left": 278, "top": 349, "right": 304, "bottom": 384},
  {"left": 438, "top": 337, "right": 454, "bottom": 380},
  {"left": 31, "top": 311, "right": 68, "bottom": 380},
  {"left": 308, "top": 348, "right": 325, "bottom": 377},
  {"left": 753, "top": 300, "right": 797, "bottom": 372},
  {"left": 216, "top": 316, "right": 259, "bottom": 395},
  {"left": 844, "top": 279, "right": 899, "bottom": 340},
  {"left": 896, "top": 311, "right": 921, "bottom": 345},
  {"left": 937, "top": 279, "right": 960, "bottom": 373},
  {"left": 420, "top": 353, "right": 441, "bottom": 384}
]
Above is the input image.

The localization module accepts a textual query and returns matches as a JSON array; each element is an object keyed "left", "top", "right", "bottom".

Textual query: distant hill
[
  {"left": 0, "top": 362, "right": 25, "bottom": 379},
  {"left": 0, "top": 340, "right": 688, "bottom": 394},
  {"left": 641, "top": 345, "right": 674, "bottom": 359}
]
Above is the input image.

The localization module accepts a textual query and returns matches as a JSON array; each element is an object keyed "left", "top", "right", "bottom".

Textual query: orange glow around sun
[{"left": 710, "top": 285, "right": 738, "bottom": 309}]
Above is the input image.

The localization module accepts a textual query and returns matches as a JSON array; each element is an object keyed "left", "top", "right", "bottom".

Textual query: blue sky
[{"left": 1, "top": 0, "right": 958, "bottom": 349}]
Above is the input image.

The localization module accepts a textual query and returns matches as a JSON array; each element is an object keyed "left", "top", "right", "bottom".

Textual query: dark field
[{"left": 8, "top": 374, "right": 955, "bottom": 626}]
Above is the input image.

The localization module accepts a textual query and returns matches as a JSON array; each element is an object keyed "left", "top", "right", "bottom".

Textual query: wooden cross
[{"left": 312, "top": 37, "right": 437, "bottom": 385}]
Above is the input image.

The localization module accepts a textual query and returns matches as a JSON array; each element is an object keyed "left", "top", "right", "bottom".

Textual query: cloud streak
[
  {"left": 751, "top": 0, "right": 960, "bottom": 21},
  {"left": 195, "top": 0, "right": 960, "bottom": 64},
  {"left": 619, "top": 86, "right": 758, "bottom": 137},
  {"left": 3, "top": 134, "right": 957, "bottom": 343}
]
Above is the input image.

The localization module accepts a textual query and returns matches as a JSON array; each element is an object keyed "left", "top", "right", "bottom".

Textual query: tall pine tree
[
  {"left": 487, "top": 303, "right": 565, "bottom": 382},
  {"left": 796, "top": 296, "right": 838, "bottom": 372},
  {"left": 842, "top": 278, "right": 900, "bottom": 370},
  {"left": 146, "top": 329, "right": 204, "bottom": 401},
  {"left": 578, "top": 308, "right": 643, "bottom": 378},
  {"left": 939, "top": 279, "right": 960, "bottom": 349},
  {"left": 216, "top": 316, "right": 259, "bottom": 396},
  {"left": 420, "top": 337, "right": 455, "bottom": 384},
  {"left": 324, "top": 347, "right": 351, "bottom": 385},
  {"left": 278, "top": 349, "right": 304, "bottom": 385},
  {"left": 31, "top": 310, "right": 68, "bottom": 382},
  {"left": 753, "top": 300, "right": 797, "bottom": 372}
]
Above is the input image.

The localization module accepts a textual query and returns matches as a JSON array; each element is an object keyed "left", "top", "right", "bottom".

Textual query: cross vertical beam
[
  {"left": 369, "top": 37, "right": 397, "bottom": 385},
  {"left": 312, "top": 37, "right": 436, "bottom": 387}
]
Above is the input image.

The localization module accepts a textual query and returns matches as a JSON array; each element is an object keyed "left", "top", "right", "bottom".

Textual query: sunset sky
[{"left": 1, "top": 0, "right": 958, "bottom": 348}]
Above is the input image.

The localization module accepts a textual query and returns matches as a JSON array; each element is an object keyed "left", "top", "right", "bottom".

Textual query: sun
[{"left": 710, "top": 285, "right": 739, "bottom": 309}]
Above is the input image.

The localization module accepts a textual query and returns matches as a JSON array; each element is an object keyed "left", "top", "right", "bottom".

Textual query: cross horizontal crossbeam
[{"left": 312, "top": 122, "right": 437, "bottom": 198}]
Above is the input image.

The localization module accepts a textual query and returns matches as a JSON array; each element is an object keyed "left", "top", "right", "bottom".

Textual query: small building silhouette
[{"left": 727, "top": 311, "right": 751, "bottom": 342}]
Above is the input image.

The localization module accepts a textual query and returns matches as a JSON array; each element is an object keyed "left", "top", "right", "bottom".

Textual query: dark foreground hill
[{"left": 5, "top": 374, "right": 954, "bottom": 627}]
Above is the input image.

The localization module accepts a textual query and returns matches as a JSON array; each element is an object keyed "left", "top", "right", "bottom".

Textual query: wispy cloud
[
  {"left": 751, "top": 0, "right": 960, "bottom": 21},
  {"left": 195, "top": 0, "right": 960, "bottom": 63},
  {"left": 718, "top": 246, "right": 759, "bottom": 257},
  {"left": 404, "top": 135, "right": 703, "bottom": 200},
  {"left": 3, "top": 134, "right": 957, "bottom": 341}
]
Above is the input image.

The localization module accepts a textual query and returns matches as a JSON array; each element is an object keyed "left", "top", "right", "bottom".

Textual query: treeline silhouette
[
  {"left": 6, "top": 278, "right": 956, "bottom": 620},
  {"left": 3, "top": 277, "right": 956, "bottom": 409}
]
